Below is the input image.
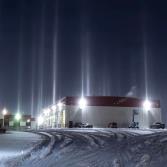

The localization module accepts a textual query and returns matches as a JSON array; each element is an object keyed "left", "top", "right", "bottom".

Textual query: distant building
[
  {"left": 39, "top": 96, "right": 161, "bottom": 128},
  {"left": 0, "top": 114, "right": 36, "bottom": 129}
]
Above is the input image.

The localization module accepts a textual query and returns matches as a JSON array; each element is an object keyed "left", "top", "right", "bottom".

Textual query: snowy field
[
  {"left": 1, "top": 129, "right": 167, "bottom": 167},
  {"left": 0, "top": 131, "right": 43, "bottom": 167}
]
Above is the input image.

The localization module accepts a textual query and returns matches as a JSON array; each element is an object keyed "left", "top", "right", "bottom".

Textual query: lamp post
[
  {"left": 15, "top": 113, "right": 21, "bottom": 121},
  {"left": 15, "top": 113, "right": 21, "bottom": 130},
  {"left": 2, "top": 108, "right": 7, "bottom": 127}
]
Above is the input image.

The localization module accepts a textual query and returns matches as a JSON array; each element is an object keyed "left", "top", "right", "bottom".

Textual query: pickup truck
[{"left": 150, "top": 122, "right": 165, "bottom": 129}]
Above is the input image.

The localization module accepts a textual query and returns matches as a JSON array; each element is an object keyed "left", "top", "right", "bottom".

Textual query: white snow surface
[
  {"left": 0, "top": 131, "right": 43, "bottom": 166},
  {"left": 1, "top": 128, "right": 167, "bottom": 167}
]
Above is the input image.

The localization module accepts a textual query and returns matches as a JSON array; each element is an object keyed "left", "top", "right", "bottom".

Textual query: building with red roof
[{"left": 40, "top": 96, "right": 161, "bottom": 128}]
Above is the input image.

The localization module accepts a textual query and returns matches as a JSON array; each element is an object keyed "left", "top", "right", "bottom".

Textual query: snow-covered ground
[
  {"left": 1, "top": 129, "right": 167, "bottom": 167},
  {"left": 0, "top": 131, "right": 43, "bottom": 167}
]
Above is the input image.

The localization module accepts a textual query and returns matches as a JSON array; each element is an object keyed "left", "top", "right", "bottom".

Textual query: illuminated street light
[
  {"left": 78, "top": 97, "right": 87, "bottom": 109},
  {"left": 2, "top": 108, "right": 7, "bottom": 116},
  {"left": 37, "top": 115, "right": 44, "bottom": 126},
  {"left": 15, "top": 113, "right": 21, "bottom": 121},
  {"left": 2, "top": 108, "right": 7, "bottom": 127},
  {"left": 27, "top": 119, "right": 30, "bottom": 123},
  {"left": 143, "top": 100, "right": 151, "bottom": 111}
]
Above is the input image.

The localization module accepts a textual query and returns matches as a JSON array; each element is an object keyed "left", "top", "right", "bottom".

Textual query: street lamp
[
  {"left": 2, "top": 108, "right": 7, "bottom": 127},
  {"left": 15, "top": 113, "right": 21, "bottom": 121},
  {"left": 14, "top": 112, "right": 21, "bottom": 130},
  {"left": 2, "top": 108, "right": 7, "bottom": 116}
]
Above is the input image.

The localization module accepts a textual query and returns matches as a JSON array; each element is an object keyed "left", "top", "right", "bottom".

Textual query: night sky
[{"left": 0, "top": 0, "right": 167, "bottom": 122}]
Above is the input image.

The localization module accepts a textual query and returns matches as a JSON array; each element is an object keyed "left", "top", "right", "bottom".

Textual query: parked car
[
  {"left": 74, "top": 122, "right": 93, "bottom": 128},
  {"left": 150, "top": 122, "right": 165, "bottom": 129},
  {"left": 129, "top": 122, "right": 139, "bottom": 128},
  {"left": 108, "top": 122, "right": 117, "bottom": 128}
]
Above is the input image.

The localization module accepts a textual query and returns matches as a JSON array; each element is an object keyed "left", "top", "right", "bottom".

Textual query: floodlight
[
  {"left": 37, "top": 115, "right": 44, "bottom": 126},
  {"left": 43, "top": 108, "right": 50, "bottom": 115},
  {"left": 51, "top": 105, "right": 56, "bottom": 111},
  {"left": 15, "top": 113, "right": 21, "bottom": 121},
  {"left": 2, "top": 108, "right": 7, "bottom": 115},
  {"left": 78, "top": 97, "right": 87, "bottom": 109},
  {"left": 27, "top": 119, "right": 30, "bottom": 123},
  {"left": 57, "top": 102, "right": 63, "bottom": 110},
  {"left": 143, "top": 100, "right": 151, "bottom": 111}
]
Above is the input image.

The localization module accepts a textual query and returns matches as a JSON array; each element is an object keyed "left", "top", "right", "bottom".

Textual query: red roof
[
  {"left": 60, "top": 96, "right": 160, "bottom": 108},
  {"left": 4, "top": 114, "right": 33, "bottom": 121}
]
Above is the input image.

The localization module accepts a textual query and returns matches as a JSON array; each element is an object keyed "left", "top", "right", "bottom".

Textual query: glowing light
[
  {"left": 78, "top": 97, "right": 87, "bottom": 109},
  {"left": 37, "top": 115, "right": 44, "bottom": 126},
  {"left": 27, "top": 119, "right": 30, "bottom": 123},
  {"left": 143, "top": 100, "right": 151, "bottom": 111},
  {"left": 15, "top": 113, "right": 21, "bottom": 121},
  {"left": 43, "top": 109, "right": 47, "bottom": 115},
  {"left": 57, "top": 102, "right": 63, "bottom": 110},
  {"left": 51, "top": 105, "right": 56, "bottom": 111},
  {"left": 43, "top": 108, "right": 50, "bottom": 116},
  {"left": 2, "top": 108, "right": 7, "bottom": 115}
]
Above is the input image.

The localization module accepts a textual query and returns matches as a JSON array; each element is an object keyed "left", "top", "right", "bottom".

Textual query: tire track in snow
[
  {"left": 16, "top": 129, "right": 167, "bottom": 167},
  {"left": 48, "top": 131, "right": 109, "bottom": 166},
  {"left": 4, "top": 131, "right": 50, "bottom": 167},
  {"left": 16, "top": 131, "right": 56, "bottom": 167},
  {"left": 55, "top": 129, "right": 142, "bottom": 166},
  {"left": 53, "top": 130, "right": 124, "bottom": 167}
]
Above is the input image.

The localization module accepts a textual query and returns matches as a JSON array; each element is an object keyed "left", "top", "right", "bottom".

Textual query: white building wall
[
  {"left": 149, "top": 108, "right": 161, "bottom": 124},
  {"left": 20, "top": 121, "right": 26, "bottom": 126},
  {"left": 9, "top": 121, "right": 14, "bottom": 126},
  {"left": 31, "top": 121, "right": 37, "bottom": 129},
  {"left": 82, "top": 106, "right": 133, "bottom": 128},
  {"left": 65, "top": 105, "right": 161, "bottom": 128},
  {"left": 138, "top": 108, "right": 161, "bottom": 128},
  {"left": 65, "top": 106, "right": 82, "bottom": 126}
]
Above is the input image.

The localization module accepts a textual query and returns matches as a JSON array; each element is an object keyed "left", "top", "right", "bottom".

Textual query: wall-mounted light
[
  {"left": 57, "top": 102, "right": 63, "bottom": 110},
  {"left": 143, "top": 100, "right": 151, "bottom": 111},
  {"left": 51, "top": 105, "right": 56, "bottom": 111},
  {"left": 78, "top": 97, "right": 87, "bottom": 109}
]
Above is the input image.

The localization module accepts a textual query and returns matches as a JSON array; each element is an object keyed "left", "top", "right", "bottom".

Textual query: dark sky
[{"left": 0, "top": 0, "right": 167, "bottom": 122}]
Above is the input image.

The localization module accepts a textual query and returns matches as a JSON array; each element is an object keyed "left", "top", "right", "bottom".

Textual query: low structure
[
  {"left": 39, "top": 96, "right": 161, "bottom": 128},
  {"left": 0, "top": 114, "right": 36, "bottom": 129}
]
